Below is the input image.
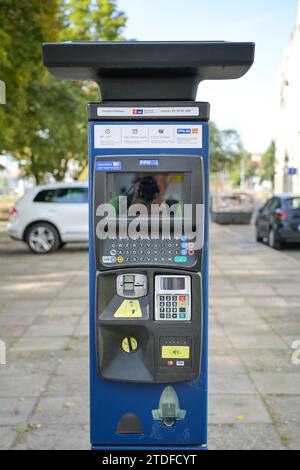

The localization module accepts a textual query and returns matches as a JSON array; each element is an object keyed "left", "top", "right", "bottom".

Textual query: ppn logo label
[{"left": 177, "top": 128, "right": 191, "bottom": 134}]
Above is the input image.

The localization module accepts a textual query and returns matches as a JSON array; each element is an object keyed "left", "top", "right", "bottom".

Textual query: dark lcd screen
[
  {"left": 106, "top": 173, "right": 184, "bottom": 213},
  {"left": 161, "top": 277, "right": 185, "bottom": 290}
]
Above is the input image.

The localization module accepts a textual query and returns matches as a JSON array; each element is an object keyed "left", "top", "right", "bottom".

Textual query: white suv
[{"left": 7, "top": 182, "right": 88, "bottom": 254}]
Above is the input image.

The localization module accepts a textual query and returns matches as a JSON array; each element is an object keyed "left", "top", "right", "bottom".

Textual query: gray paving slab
[
  {"left": 209, "top": 352, "right": 246, "bottom": 375},
  {"left": 0, "top": 356, "right": 57, "bottom": 377},
  {"left": 0, "top": 426, "right": 18, "bottom": 450},
  {"left": 239, "top": 348, "right": 298, "bottom": 374},
  {"left": 0, "top": 375, "right": 49, "bottom": 398},
  {"left": 10, "top": 336, "right": 70, "bottom": 353},
  {"left": 208, "top": 424, "right": 284, "bottom": 450},
  {"left": 209, "top": 374, "right": 258, "bottom": 394},
  {"left": 0, "top": 398, "right": 36, "bottom": 425},
  {"left": 45, "top": 373, "right": 88, "bottom": 397},
  {"left": 209, "top": 395, "right": 272, "bottom": 424},
  {"left": 23, "top": 315, "right": 80, "bottom": 337},
  {"left": 13, "top": 424, "right": 90, "bottom": 450},
  {"left": 250, "top": 372, "right": 300, "bottom": 395},
  {"left": 264, "top": 395, "right": 300, "bottom": 450},
  {"left": 30, "top": 396, "right": 89, "bottom": 425}
]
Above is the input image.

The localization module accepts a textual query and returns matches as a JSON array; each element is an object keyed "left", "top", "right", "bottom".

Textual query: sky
[{"left": 118, "top": 0, "right": 298, "bottom": 154}]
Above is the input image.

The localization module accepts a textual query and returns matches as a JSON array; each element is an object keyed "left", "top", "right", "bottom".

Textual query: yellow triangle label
[{"left": 114, "top": 299, "right": 142, "bottom": 318}]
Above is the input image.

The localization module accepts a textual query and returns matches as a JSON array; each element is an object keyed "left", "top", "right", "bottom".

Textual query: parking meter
[{"left": 43, "top": 41, "right": 254, "bottom": 450}]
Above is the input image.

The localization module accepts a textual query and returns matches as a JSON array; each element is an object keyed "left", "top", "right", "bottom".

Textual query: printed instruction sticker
[
  {"left": 94, "top": 125, "right": 202, "bottom": 149},
  {"left": 96, "top": 161, "right": 122, "bottom": 171},
  {"left": 97, "top": 107, "right": 200, "bottom": 117},
  {"left": 114, "top": 299, "right": 142, "bottom": 318}
]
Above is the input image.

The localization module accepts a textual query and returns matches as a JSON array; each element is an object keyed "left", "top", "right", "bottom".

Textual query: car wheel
[
  {"left": 268, "top": 227, "right": 282, "bottom": 250},
  {"left": 26, "top": 223, "right": 60, "bottom": 254}
]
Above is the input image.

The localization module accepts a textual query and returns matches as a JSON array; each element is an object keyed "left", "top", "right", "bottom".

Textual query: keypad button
[
  {"left": 174, "top": 256, "right": 188, "bottom": 263},
  {"left": 166, "top": 296, "right": 171, "bottom": 301},
  {"left": 172, "top": 314, "right": 177, "bottom": 319},
  {"left": 160, "top": 314, "right": 165, "bottom": 319},
  {"left": 166, "top": 314, "right": 171, "bottom": 319}
]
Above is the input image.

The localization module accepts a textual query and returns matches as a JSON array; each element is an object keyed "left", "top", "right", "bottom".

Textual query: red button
[
  {"left": 179, "top": 295, "right": 186, "bottom": 301},
  {"left": 188, "top": 250, "right": 194, "bottom": 256},
  {"left": 167, "top": 361, "right": 174, "bottom": 366}
]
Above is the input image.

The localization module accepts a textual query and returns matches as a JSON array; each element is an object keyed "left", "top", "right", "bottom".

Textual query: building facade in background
[{"left": 275, "top": 0, "right": 300, "bottom": 195}]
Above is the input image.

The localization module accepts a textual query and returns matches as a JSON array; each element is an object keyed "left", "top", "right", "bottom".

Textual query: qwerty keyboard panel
[{"left": 101, "top": 237, "right": 196, "bottom": 266}]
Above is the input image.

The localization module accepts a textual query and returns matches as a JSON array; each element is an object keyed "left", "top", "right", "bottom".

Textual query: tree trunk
[{"left": 30, "top": 154, "right": 40, "bottom": 185}]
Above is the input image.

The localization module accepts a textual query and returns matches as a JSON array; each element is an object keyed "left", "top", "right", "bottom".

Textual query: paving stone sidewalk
[{"left": 0, "top": 222, "right": 299, "bottom": 450}]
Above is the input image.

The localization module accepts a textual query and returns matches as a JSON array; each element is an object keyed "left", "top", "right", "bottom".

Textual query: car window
[
  {"left": 270, "top": 198, "right": 281, "bottom": 211},
  {"left": 34, "top": 189, "right": 56, "bottom": 203},
  {"left": 263, "top": 198, "right": 274, "bottom": 211},
  {"left": 34, "top": 187, "right": 88, "bottom": 203},
  {"left": 284, "top": 198, "right": 300, "bottom": 211}
]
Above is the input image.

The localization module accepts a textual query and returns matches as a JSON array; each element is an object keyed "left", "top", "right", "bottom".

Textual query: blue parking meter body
[
  {"left": 42, "top": 41, "right": 255, "bottom": 451},
  {"left": 88, "top": 107, "right": 210, "bottom": 449}
]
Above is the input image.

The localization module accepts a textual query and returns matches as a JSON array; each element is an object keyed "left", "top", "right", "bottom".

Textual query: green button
[
  {"left": 179, "top": 313, "right": 186, "bottom": 319},
  {"left": 174, "top": 256, "right": 188, "bottom": 263}
]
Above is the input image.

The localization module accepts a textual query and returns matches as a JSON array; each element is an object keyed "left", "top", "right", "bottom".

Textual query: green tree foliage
[
  {"left": 229, "top": 151, "right": 257, "bottom": 188},
  {"left": 0, "top": 0, "right": 60, "bottom": 154},
  {"left": 0, "top": 0, "right": 127, "bottom": 183},
  {"left": 210, "top": 122, "right": 244, "bottom": 174},
  {"left": 259, "top": 140, "right": 276, "bottom": 187},
  {"left": 61, "top": 0, "right": 127, "bottom": 41}
]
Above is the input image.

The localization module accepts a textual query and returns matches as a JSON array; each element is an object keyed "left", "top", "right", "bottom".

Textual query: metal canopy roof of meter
[{"left": 42, "top": 41, "right": 255, "bottom": 101}]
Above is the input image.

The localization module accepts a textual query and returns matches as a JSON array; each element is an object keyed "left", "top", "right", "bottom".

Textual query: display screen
[
  {"left": 161, "top": 277, "right": 185, "bottom": 290},
  {"left": 106, "top": 172, "right": 184, "bottom": 213}
]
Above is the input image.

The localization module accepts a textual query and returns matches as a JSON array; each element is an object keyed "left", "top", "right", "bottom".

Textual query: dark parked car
[{"left": 255, "top": 195, "right": 300, "bottom": 249}]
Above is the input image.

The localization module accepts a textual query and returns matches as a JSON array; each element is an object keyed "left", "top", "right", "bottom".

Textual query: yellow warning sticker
[
  {"left": 114, "top": 299, "right": 142, "bottom": 318},
  {"left": 162, "top": 346, "right": 190, "bottom": 359}
]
